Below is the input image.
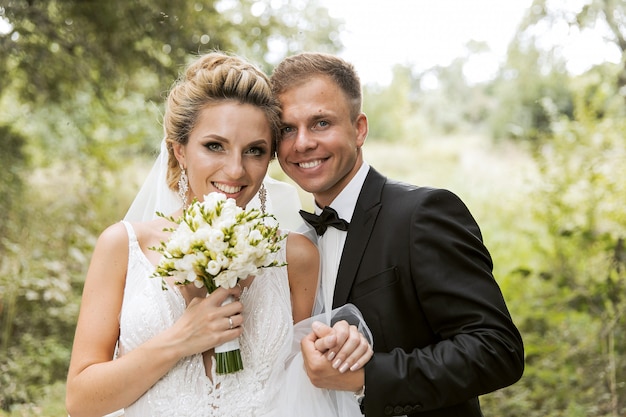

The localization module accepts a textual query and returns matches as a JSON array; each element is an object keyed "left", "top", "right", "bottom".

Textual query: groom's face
[{"left": 276, "top": 75, "right": 367, "bottom": 207}]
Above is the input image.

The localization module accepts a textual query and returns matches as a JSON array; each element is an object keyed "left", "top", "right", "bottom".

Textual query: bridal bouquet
[{"left": 151, "top": 192, "right": 285, "bottom": 374}]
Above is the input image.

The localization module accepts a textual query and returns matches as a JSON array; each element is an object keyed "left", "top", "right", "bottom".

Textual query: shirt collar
[{"left": 315, "top": 161, "right": 370, "bottom": 222}]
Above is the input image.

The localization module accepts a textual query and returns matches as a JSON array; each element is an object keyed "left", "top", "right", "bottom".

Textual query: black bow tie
[{"left": 300, "top": 206, "right": 349, "bottom": 236}]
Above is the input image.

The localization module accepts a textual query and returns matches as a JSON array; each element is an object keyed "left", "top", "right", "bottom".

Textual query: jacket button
[
  {"left": 384, "top": 406, "right": 394, "bottom": 415},
  {"left": 394, "top": 406, "right": 404, "bottom": 414}
]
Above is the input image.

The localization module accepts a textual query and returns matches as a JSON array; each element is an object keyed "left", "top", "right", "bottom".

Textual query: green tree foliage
[
  {"left": 523, "top": 0, "right": 626, "bottom": 93},
  {"left": 363, "top": 65, "right": 416, "bottom": 143},
  {"left": 416, "top": 50, "right": 493, "bottom": 135},
  {"left": 363, "top": 44, "right": 496, "bottom": 141},
  {"left": 482, "top": 66, "right": 626, "bottom": 417},
  {"left": 532, "top": 83, "right": 625, "bottom": 416},
  {"left": 0, "top": 125, "right": 27, "bottom": 244},
  {"left": 487, "top": 0, "right": 626, "bottom": 142},
  {"left": 488, "top": 40, "right": 574, "bottom": 141},
  {"left": 0, "top": 0, "right": 341, "bottom": 104}
]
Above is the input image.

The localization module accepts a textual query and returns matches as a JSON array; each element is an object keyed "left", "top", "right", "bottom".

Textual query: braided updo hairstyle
[{"left": 163, "top": 52, "right": 281, "bottom": 192}]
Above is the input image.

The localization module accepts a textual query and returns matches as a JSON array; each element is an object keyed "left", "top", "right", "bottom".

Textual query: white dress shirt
[{"left": 316, "top": 161, "right": 370, "bottom": 314}]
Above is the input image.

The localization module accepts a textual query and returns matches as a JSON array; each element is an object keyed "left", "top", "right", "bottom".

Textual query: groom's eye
[{"left": 281, "top": 126, "right": 295, "bottom": 137}]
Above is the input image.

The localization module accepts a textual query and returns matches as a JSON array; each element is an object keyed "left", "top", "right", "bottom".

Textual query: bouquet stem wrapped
[
  {"left": 151, "top": 192, "right": 285, "bottom": 374},
  {"left": 214, "top": 295, "right": 244, "bottom": 374}
]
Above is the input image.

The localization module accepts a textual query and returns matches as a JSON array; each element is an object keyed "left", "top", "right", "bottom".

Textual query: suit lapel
[{"left": 332, "top": 168, "right": 385, "bottom": 308}]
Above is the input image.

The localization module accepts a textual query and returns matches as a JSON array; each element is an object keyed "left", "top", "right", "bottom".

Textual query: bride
[{"left": 65, "top": 51, "right": 372, "bottom": 417}]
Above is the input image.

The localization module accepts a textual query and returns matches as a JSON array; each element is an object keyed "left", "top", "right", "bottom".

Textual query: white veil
[
  {"left": 124, "top": 139, "right": 179, "bottom": 222},
  {"left": 124, "top": 139, "right": 304, "bottom": 231}
]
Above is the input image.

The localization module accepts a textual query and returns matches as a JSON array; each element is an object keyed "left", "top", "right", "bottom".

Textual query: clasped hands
[{"left": 301, "top": 320, "right": 373, "bottom": 391}]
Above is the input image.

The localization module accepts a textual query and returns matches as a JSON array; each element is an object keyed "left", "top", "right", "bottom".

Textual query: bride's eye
[
  {"left": 245, "top": 146, "right": 267, "bottom": 157},
  {"left": 205, "top": 142, "right": 224, "bottom": 152}
]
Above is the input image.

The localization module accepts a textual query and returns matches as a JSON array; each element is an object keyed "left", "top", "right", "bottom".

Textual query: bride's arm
[
  {"left": 286, "top": 232, "right": 319, "bottom": 323},
  {"left": 65, "top": 222, "right": 243, "bottom": 417}
]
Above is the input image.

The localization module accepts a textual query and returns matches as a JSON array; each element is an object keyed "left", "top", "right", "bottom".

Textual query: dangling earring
[
  {"left": 178, "top": 165, "right": 189, "bottom": 210},
  {"left": 258, "top": 183, "right": 267, "bottom": 213}
]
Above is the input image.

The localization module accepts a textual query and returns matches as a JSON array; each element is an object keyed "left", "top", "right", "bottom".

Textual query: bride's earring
[
  {"left": 258, "top": 183, "right": 267, "bottom": 213},
  {"left": 178, "top": 165, "right": 189, "bottom": 210}
]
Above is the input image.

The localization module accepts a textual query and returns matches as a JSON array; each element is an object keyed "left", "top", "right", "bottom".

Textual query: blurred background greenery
[{"left": 1, "top": 0, "right": 625, "bottom": 415}]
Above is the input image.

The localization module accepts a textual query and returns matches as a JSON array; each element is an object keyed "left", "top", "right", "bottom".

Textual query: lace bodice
[
  {"left": 116, "top": 221, "right": 293, "bottom": 417},
  {"left": 209, "top": 247, "right": 293, "bottom": 416}
]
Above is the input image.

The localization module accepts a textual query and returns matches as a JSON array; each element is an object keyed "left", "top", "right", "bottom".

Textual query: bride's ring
[{"left": 228, "top": 316, "right": 234, "bottom": 330}]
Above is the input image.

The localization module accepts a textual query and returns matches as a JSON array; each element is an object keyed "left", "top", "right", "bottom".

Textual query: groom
[{"left": 271, "top": 52, "right": 524, "bottom": 416}]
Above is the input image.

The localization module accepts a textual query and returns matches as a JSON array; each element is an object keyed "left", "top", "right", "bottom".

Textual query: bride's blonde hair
[{"left": 163, "top": 52, "right": 280, "bottom": 192}]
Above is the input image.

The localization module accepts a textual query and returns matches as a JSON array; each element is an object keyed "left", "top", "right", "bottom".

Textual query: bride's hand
[
  {"left": 311, "top": 320, "right": 373, "bottom": 373},
  {"left": 169, "top": 286, "right": 243, "bottom": 357}
]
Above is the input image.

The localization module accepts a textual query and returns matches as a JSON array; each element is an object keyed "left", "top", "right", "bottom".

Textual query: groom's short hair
[{"left": 270, "top": 52, "right": 362, "bottom": 122}]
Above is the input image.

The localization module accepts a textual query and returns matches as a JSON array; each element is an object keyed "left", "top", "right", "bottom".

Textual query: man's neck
[{"left": 314, "top": 161, "right": 370, "bottom": 222}]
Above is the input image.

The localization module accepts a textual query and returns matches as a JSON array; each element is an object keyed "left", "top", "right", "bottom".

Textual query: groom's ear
[{"left": 355, "top": 113, "right": 368, "bottom": 147}]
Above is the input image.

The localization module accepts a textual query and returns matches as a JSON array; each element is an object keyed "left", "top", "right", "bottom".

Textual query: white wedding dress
[
  {"left": 115, "top": 221, "right": 363, "bottom": 417},
  {"left": 116, "top": 221, "right": 213, "bottom": 416}
]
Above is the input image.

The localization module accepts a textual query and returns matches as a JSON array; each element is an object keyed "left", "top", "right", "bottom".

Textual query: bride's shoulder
[
  {"left": 285, "top": 231, "right": 317, "bottom": 257},
  {"left": 125, "top": 218, "right": 173, "bottom": 250},
  {"left": 285, "top": 232, "right": 319, "bottom": 276},
  {"left": 96, "top": 222, "right": 131, "bottom": 248},
  {"left": 95, "top": 218, "right": 171, "bottom": 252}
]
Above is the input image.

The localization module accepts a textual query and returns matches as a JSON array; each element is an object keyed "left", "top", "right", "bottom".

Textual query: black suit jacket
[{"left": 333, "top": 167, "right": 524, "bottom": 417}]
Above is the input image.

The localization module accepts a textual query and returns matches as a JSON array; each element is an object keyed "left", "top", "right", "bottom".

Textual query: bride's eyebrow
[
  {"left": 246, "top": 139, "right": 271, "bottom": 147},
  {"left": 201, "top": 134, "right": 227, "bottom": 141}
]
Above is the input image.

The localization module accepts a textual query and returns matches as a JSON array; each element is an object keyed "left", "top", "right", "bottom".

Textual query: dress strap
[{"left": 120, "top": 220, "right": 138, "bottom": 244}]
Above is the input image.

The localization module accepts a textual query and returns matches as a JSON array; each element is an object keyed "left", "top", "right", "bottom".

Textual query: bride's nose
[{"left": 222, "top": 153, "right": 246, "bottom": 179}]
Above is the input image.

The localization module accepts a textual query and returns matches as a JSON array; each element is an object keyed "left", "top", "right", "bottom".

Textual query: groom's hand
[
  {"left": 300, "top": 320, "right": 372, "bottom": 391},
  {"left": 301, "top": 327, "right": 365, "bottom": 391},
  {"left": 312, "top": 321, "right": 372, "bottom": 373}
]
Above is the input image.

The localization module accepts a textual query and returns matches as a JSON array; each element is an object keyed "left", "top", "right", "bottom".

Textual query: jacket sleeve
[{"left": 362, "top": 188, "right": 524, "bottom": 415}]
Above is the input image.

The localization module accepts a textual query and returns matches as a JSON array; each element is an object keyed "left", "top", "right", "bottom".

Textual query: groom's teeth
[
  {"left": 214, "top": 183, "right": 242, "bottom": 194},
  {"left": 299, "top": 160, "right": 322, "bottom": 169}
]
